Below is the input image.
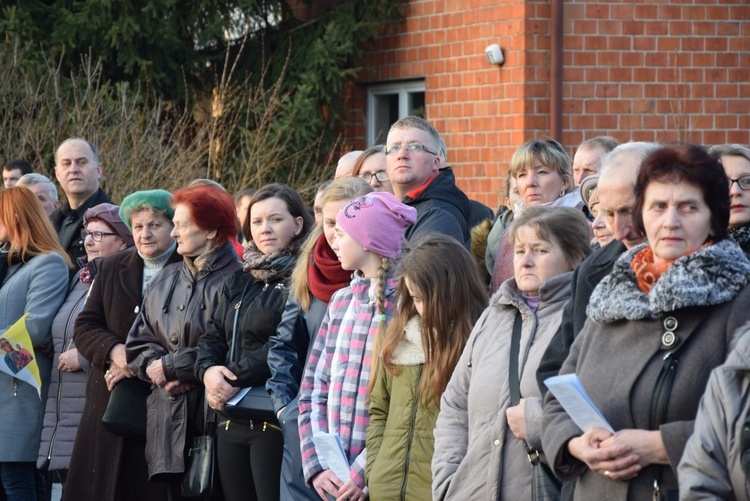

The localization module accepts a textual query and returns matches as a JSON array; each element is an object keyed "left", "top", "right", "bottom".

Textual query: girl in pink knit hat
[{"left": 298, "top": 192, "right": 416, "bottom": 501}]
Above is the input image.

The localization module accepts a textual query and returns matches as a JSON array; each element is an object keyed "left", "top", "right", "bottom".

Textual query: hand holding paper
[{"left": 544, "top": 373, "right": 614, "bottom": 434}]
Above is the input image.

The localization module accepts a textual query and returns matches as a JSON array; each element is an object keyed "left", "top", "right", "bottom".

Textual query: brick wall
[{"left": 341, "top": 0, "right": 750, "bottom": 208}]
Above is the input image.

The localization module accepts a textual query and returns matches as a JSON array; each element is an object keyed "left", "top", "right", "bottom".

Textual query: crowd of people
[{"left": 1, "top": 117, "right": 750, "bottom": 501}]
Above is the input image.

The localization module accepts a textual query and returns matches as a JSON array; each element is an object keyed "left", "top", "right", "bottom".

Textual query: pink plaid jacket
[{"left": 298, "top": 273, "right": 397, "bottom": 489}]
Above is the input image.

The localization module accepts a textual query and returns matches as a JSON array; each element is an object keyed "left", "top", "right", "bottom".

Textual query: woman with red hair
[{"left": 126, "top": 185, "right": 242, "bottom": 495}]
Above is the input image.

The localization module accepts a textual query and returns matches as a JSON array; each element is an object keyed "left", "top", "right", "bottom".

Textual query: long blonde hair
[
  {"left": 290, "top": 178, "right": 373, "bottom": 310},
  {"left": 0, "top": 186, "right": 72, "bottom": 268}
]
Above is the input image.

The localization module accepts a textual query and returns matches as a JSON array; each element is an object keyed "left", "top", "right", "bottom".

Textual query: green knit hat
[{"left": 119, "top": 189, "right": 175, "bottom": 230}]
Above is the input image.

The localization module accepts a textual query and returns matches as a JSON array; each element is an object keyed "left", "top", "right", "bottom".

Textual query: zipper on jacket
[
  {"left": 399, "top": 365, "right": 423, "bottom": 501},
  {"left": 47, "top": 292, "right": 87, "bottom": 461}
]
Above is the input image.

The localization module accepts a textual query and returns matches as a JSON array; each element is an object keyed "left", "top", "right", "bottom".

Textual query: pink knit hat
[{"left": 336, "top": 192, "right": 417, "bottom": 259}]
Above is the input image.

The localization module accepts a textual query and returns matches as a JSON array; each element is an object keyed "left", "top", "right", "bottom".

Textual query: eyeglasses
[
  {"left": 358, "top": 171, "right": 390, "bottom": 183},
  {"left": 729, "top": 176, "right": 750, "bottom": 191},
  {"left": 384, "top": 143, "right": 438, "bottom": 156},
  {"left": 81, "top": 229, "right": 117, "bottom": 241}
]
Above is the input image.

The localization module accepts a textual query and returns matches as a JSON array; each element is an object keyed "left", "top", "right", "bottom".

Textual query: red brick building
[{"left": 330, "top": 0, "right": 750, "bottom": 208}]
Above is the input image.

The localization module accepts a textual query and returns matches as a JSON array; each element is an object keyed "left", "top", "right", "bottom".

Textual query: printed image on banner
[{"left": 0, "top": 313, "right": 42, "bottom": 398}]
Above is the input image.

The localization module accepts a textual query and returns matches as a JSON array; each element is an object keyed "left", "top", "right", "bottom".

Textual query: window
[{"left": 366, "top": 81, "right": 425, "bottom": 146}]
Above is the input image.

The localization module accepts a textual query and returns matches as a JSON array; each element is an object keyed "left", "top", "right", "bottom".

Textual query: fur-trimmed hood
[
  {"left": 587, "top": 238, "right": 750, "bottom": 324},
  {"left": 390, "top": 316, "right": 425, "bottom": 366}
]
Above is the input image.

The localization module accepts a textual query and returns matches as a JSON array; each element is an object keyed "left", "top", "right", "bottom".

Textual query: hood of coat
[
  {"left": 493, "top": 270, "right": 574, "bottom": 315},
  {"left": 588, "top": 238, "right": 750, "bottom": 324},
  {"left": 390, "top": 316, "right": 425, "bottom": 366},
  {"left": 725, "top": 321, "right": 750, "bottom": 371}
]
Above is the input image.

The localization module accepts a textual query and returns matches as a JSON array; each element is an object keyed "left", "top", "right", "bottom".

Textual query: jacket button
[
  {"left": 170, "top": 337, "right": 179, "bottom": 345},
  {"left": 494, "top": 439, "right": 501, "bottom": 446},
  {"left": 663, "top": 317, "right": 678, "bottom": 331},
  {"left": 178, "top": 305, "right": 185, "bottom": 311}
]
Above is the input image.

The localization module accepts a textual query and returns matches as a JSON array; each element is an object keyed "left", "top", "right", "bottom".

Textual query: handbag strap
[
  {"left": 508, "top": 310, "right": 541, "bottom": 462},
  {"left": 508, "top": 311, "right": 523, "bottom": 407}
]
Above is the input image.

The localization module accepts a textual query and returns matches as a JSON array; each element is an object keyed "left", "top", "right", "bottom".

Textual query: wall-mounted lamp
[{"left": 485, "top": 44, "right": 505, "bottom": 66}]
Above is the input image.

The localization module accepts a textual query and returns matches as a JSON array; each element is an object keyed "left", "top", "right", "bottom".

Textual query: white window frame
[{"left": 366, "top": 80, "right": 426, "bottom": 146}]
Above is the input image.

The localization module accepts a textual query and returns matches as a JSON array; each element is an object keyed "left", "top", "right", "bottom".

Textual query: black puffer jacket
[
  {"left": 402, "top": 167, "right": 471, "bottom": 247},
  {"left": 195, "top": 267, "right": 291, "bottom": 390}
]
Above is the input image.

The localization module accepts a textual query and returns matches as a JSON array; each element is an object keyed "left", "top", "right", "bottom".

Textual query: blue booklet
[{"left": 544, "top": 373, "right": 615, "bottom": 434}]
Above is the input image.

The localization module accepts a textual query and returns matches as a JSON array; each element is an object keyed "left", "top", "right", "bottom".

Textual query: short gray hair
[
  {"left": 389, "top": 116, "right": 443, "bottom": 155},
  {"left": 54, "top": 137, "right": 100, "bottom": 165},
  {"left": 708, "top": 144, "right": 750, "bottom": 164},
  {"left": 599, "top": 142, "right": 661, "bottom": 179},
  {"left": 17, "top": 173, "right": 59, "bottom": 202}
]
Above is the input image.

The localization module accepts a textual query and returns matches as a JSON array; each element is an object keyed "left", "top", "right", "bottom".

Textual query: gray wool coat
[
  {"left": 678, "top": 323, "right": 750, "bottom": 500},
  {"left": 542, "top": 239, "right": 750, "bottom": 501},
  {"left": 0, "top": 252, "right": 69, "bottom": 462},
  {"left": 432, "top": 272, "right": 572, "bottom": 501}
]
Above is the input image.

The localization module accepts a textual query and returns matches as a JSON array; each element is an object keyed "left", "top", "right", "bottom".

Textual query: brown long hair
[
  {"left": 377, "top": 235, "right": 488, "bottom": 409},
  {"left": 0, "top": 186, "right": 72, "bottom": 267}
]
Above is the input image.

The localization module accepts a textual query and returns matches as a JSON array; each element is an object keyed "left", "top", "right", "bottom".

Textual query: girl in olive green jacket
[{"left": 365, "top": 235, "right": 488, "bottom": 500}]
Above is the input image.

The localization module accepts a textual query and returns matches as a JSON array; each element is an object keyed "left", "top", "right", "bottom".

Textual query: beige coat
[{"left": 432, "top": 272, "right": 572, "bottom": 500}]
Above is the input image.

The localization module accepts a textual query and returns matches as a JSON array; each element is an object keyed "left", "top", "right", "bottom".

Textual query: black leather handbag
[
  {"left": 100, "top": 377, "right": 152, "bottom": 439},
  {"left": 182, "top": 400, "right": 222, "bottom": 497},
  {"left": 509, "top": 313, "right": 562, "bottom": 501}
]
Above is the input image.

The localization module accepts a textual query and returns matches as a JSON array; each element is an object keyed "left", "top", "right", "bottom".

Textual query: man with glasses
[
  {"left": 50, "top": 138, "right": 113, "bottom": 265},
  {"left": 385, "top": 116, "right": 472, "bottom": 247}
]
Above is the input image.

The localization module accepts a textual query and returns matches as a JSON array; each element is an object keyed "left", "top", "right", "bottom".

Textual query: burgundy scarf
[{"left": 308, "top": 234, "right": 351, "bottom": 303}]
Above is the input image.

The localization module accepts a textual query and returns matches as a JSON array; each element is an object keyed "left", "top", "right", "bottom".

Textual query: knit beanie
[
  {"left": 119, "top": 190, "right": 175, "bottom": 230},
  {"left": 84, "top": 203, "right": 134, "bottom": 247},
  {"left": 336, "top": 192, "right": 417, "bottom": 259}
]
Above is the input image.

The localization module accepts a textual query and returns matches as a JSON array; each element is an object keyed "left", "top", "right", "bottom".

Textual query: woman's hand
[
  {"left": 203, "top": 365, "right": 239, "bottom": 410},
  {"left": 567, "top": 427, "right": 641, "bottom": 481},
  {"left": 58, "top": 348, "right": 82, "bottom": 372},
  {"left": 311, "top": 469, "right": 343, "bottom": 500},
  {"left": 600, "top": 429, "right": 669, "bottom": 473},
  {"left": 506, "top": 398, "right": 527, "bottom": 440},
  {"left": 146, "top": 358, "right": 168, "bottom": 387},
  {"left": 164, "top": 381, "right": 193, "bottom": 395},
  {"left": 335, "top": 479, "right": 366, "bottom": 501},
  {"left": 105, "top": 343, "right": 134, "bottom": 391}
]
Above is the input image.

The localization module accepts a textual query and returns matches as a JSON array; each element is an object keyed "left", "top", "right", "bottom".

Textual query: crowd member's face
[
  {"left": 513, "top": 225, "right": 571, "bottom": 296},
  {"left": 597, "top": 159, "right": 644, "bottom": 249},
  {"left": 3, "top": 168, "right": 22, "bottom": 189},
  {"left": 331, "top": 223, "right": 379, "bottom": 277},
  {"left": 385, "top": 127, "right": 440, "bottom": 197},
  {"left": 249, "top": 197, "right": 302, "bottom": 255},
  {"left": 572, "top": 146, "right": 603, "bottom": 186},
  {"left": 515, "top": 158, "right": 568, "bottom": 206},
  {"left": 25, "top": 184, "right": 60, "bottom": 216},
  {"left": 313, "top": 190, "right": 325, "bottom": 225},
  {"left": 589, "top": 191, "right": 614, "bottom": 247},
  {"left": 358, "top": 152, "right": 392, "bottom": 193},
  {"left": 642, "top": 181, "right": 712, "bottom": 264},
  {"left": 236, "top": 195, "right": 253, "bottom": 232},
  {"left": 54, "top": 140, "right": 102, "bottom": 202},
  {"left": 84, "top": 220, "right": 126, "bottom": 261},
  {"left": 322, "top": 199, "right": 348, "bottom": 249},
  {"left": 130, "top": 210, "right": 174, "bottom": 259},
  {"left": 404, "top": 277, "right": 424, "bottom": 317},
  {"left": 171, "top": 203, "right": 216, "bottom": 258},
  {"left": 723, "top": 154, "right": 750, "bottom": 228}
]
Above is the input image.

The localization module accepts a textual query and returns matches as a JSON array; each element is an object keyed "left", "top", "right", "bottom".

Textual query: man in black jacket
[
  {"left": 50, "top": 138, "right": 112, "bottom": 265},
  {"left": 385, "top": 116, "right": 472, "bottom": 247}
]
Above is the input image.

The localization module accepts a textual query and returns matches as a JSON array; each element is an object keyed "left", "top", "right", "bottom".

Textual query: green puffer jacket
[{"left": 366, "top": 317, "right": 439, "bottom": 501}]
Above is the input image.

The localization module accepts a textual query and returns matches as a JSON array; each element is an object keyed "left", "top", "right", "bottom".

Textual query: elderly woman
[
  {"left": 37, "top": 203, "right": 133, "bottom": 484},
  {"left": 0, "top": 187, "right": 70, "bottom": 499},
  {"left": 65, "top": 190, "right": 181, "bottom": 501},
  {"left": 352, "top": 145, "right": 392, "bottom": 193},
  {"left": 489, "top": 139, "right": 584, "bottom": 292},
  {"left": 195, "top": 184, "right": 312, "bottom": 501},
  {"left": 125, "top": 185, "right": 241, "bottom": 492},
  {"left": 433, "top": 206, "right": 590, "bottom": 500},
  {"left": 709, "top": 143, "right": 750, "bottom": 256},
  {"left": 580, "top": 175, "right": 614, "bottom": 249},
  {"left": 542, "top": 144, "right": 750, "bottom": 500}
]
